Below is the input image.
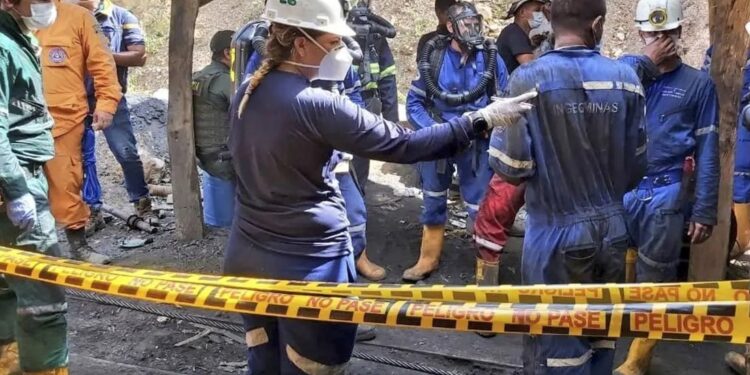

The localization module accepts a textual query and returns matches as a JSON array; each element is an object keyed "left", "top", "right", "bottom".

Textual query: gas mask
[
  {"left": 14, "top": 2, "right": 57, "bottom": 31},
  {"left": 447, "top": 4, "right": 485, "bottom": 52},
  {"left": 285, "top": 28, "right": 353, "bottom": 82}
]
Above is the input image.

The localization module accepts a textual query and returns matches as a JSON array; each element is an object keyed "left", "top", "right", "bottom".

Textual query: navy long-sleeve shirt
[{"left": 228, "top": 71, "right": 475, "bottom": 257}]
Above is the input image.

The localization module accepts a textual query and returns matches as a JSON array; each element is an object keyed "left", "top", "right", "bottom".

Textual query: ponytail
[{"left": 237, "top": 58, "right": 279, "bottom": 118}]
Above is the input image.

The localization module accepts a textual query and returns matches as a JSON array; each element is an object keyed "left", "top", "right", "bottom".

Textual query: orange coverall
[{"left": 37, "top": 0, "right": 121, "bottom": 230}]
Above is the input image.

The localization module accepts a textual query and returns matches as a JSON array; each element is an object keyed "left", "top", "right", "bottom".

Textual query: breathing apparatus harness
[
  {"left": 418, "top": 3, "right": 498, "bottom": 107},
  {"left": 347, "top": 0, "right": 397, "bottom": 92}
]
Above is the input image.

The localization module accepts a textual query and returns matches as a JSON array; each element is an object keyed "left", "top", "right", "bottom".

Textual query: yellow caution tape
[
  {"left": 1, "top": 248, "right": 749, "bottom": 343},
  {"left": 0, "top": 247, "right": 747, "bottom": 304}
]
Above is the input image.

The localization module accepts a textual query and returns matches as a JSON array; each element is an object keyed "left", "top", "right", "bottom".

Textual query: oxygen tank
[{"left": 230, "top": 20, "right": 269, "bottom": 92}]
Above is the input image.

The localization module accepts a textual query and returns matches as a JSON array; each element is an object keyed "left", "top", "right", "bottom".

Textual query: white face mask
[
  {"left": 17, "top": 2, "right": 57, "bottom": 31},
  {"left": 528, "top": 11, "right": 546, "bottom": 30},
  {"left": 286, "top": 28, "right": 353, "bottom": 82}
]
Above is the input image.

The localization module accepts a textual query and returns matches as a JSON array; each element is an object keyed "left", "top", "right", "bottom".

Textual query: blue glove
[{"left": 7, "top": 193, "right": 37, "bottom": 232}]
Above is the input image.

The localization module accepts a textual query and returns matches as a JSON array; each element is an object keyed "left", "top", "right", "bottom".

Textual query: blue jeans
[{"left": 102, "top": 97, "right": 149, "bottom": 203}]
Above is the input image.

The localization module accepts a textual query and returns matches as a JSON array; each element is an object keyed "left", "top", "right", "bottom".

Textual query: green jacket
[
  {"left": 192, "top": 60, "right": 233, "bottom": 180},
  {"left": 0, "top": 10, "right": 54, "bottom": 201}
]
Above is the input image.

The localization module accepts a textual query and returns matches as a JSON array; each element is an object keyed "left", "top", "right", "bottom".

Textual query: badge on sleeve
[{"left": 48, "top": 47, "right": 67, "bottom": 64}]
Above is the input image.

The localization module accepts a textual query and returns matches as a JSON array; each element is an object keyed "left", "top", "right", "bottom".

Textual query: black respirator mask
[{"left": 447, "top": 4, "right": 485, "bottom": 51}]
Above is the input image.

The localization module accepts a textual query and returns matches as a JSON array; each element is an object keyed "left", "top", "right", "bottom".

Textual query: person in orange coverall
[{"left": 36, "top": 0, "right": 120, "bottom": 264}]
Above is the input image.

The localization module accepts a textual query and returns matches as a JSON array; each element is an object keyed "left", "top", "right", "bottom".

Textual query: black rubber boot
[{"left": 65, "top": 228, "right": 111, "bottom": 265}]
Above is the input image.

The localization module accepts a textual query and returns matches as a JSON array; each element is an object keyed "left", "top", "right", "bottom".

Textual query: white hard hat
[
  {"left": 262, "top": 0, "right": 355, "bottom": 37},
  {"left": 634, "top": 0, "right": 683, "bottom": 32}
]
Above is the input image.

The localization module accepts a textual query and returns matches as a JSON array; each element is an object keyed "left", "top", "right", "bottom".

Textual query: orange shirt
[{"left": 37, "top": 0, "right": 121, "bottom": 138}]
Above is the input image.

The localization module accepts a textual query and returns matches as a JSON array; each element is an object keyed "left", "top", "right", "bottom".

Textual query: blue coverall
[
  {"left": 245, "top": 53, "right": 370, "bottom": 259},
  {"left": 491, "top": 47, "right": 647, "bottom": 374},
  {"left": 704, "top": 48, "right": 750, "bottom": 203},
  {"left": 406, "top": 46, "right": 509, "bottom": 226},
  {"left": 621, "top": 56, "right": 720, "bottom": 283}
]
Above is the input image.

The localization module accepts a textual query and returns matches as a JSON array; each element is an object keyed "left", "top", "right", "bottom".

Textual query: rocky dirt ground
[
  {"left": 52, "top": 0, "right": 737, "bottom": 373},
  {"left": 65, "top": 148, "right": 745, "bottom": 374}
]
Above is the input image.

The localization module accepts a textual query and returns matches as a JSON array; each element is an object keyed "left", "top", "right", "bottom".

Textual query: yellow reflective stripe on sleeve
[
  {"left": 369, "top": 63, "right": 380, "bottom": 74},
  {"left": 488, "top": 147, "right": 535, "bottom": 170},
  {"left": 380, "top": 65, "right": 396, "bottom": 78},
  {"left": 364, "top": 82, "right": 378, "bottom": 90},
  {"left": 122, "top": 23, "right": 141, "bottom": 30}
]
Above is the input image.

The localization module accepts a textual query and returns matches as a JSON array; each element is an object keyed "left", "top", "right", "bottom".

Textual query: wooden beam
[
  {"left": 166, "top": 0, "right": 203, "bottom": 240},
  {"left": 688, "top": 0, "right": 750, "bottom": 280}
]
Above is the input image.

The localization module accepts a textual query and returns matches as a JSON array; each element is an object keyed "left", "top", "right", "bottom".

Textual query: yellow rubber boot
[
  {"left": 0, "top": 342, "right": 20, "bottom": 375},
  {"left": 402, "top": 225, "right": 445, "bottom": 281},
  {"left": 614, "top": 339, "right": 658, "bottom": 375},
  {"left": 735, "top": 203, "right": 750, "bottom": 251},
  {"left": 24, "top": 369, "right": 68, "bottom": 375},
  {"left": 475, "top": 258, "right": 500, "bottom": 286},
  {"left": 625, "top": 248, "right": 638, "bottom": 283},
  {"left": 475, "top": 258, "right": 500, "bottom": 338},
  {"left": 356, "top": 249, "right": 386, "bottom": 281}
]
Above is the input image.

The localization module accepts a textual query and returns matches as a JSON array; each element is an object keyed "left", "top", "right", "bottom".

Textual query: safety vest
[{"left": 191, "top": 61, "right": 233, "bottom": 180}]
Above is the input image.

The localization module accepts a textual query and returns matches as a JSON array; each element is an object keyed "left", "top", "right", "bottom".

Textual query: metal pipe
[{"left": 101, "top": 204, "right": 158, "bottom": 234}]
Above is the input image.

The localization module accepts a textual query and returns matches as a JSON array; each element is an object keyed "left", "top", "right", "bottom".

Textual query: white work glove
[
  {"left": 468, "top": 91, "right": 537, "bottom": 129},
  {"left": 743, "top": 104, "right": 750, "bottom": 128},
  {"left": 6, "top": 193, "right": 37, "bottom": 232}
]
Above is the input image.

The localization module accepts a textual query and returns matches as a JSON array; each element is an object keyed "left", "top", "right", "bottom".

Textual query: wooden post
[
  {"left": 166, "top": 0, "right": 203, "bottom": 240},
  {"left": 688, "top": 0, "right": 750, "bottom": 281}
]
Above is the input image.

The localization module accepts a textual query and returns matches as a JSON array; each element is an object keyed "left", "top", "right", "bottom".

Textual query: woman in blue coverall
[{"left": 223, "top": 0, "right": 533, "bottom": 373}]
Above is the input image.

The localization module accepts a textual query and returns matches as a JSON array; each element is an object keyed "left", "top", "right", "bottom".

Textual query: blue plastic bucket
[{"left": 201, "top": 171, "right": 236, "bottom": 228}]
